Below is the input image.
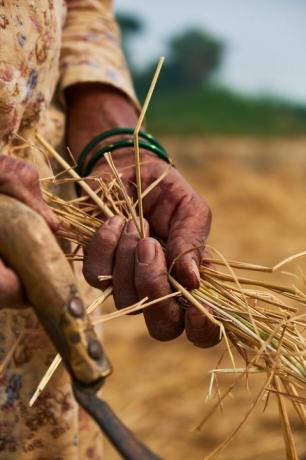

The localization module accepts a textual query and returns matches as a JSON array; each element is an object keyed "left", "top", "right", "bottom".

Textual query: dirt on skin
[{"left": 98, "top": 136, "right": 306, "bottom": 460}]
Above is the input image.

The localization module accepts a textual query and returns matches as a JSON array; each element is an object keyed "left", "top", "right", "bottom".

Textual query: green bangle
[
  {"left": 77, "top": 128, "right": 167, "bottom": 177},
  {"left": 84, "top": 138, "right": 171, "bottom": 177}
]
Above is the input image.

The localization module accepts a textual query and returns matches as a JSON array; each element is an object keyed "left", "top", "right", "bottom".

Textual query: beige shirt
[
  {"left": 0, "top": 1, "right": 136, "bottom": 458},
  {"left": 0, "top": 0, "right": 137, "bottom": 149}
]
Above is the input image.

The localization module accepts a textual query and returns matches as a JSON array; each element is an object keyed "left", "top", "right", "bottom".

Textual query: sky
[{"left": 115, "top": 0, "right": 306, "bottom": 103}]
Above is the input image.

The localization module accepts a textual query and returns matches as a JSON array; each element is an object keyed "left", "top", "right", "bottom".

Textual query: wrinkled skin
[
  {"left": 81, "top": 151, "right": 220, "bottom": 347},
  {"left": 67, "top": 84, "right": 220, "bottom": 348}
]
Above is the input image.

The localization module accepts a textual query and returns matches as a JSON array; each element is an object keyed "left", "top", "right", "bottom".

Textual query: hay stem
[{"left": 133, "top": 56, "right": 165, "bottom": 237}]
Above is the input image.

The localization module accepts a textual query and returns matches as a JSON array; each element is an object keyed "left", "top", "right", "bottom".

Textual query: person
[{"left": 0, "top": 1, "right": 219, "bottom": 458}]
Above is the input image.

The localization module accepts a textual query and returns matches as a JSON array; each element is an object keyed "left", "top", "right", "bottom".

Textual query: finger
[
  {"left": 0, "top": 259, "right": 26, "bottom": 309},
  {"left": 83, "top": 215, "right": 125, "bottom": 289},
  {"left": 166, "top": 193, "right": 212, "bottom": 290},
  {"left": 135, "top": 238, "right": 184, "bottom": 341},
  {"left": 185, "top": 305, "right": 221, "bottom": 348},
  {"left": 185, "top": 250, "right": 221, "bottom": 347},
  {"left": 0, "top": 156, "right": 59, "bottom": 232},
  {"left": 113, "top": 218, "right": 149, "bottom": 309}
]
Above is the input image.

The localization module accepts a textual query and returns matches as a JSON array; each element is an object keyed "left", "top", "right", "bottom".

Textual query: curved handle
[{"left": 0, "top": 194, "right": 111, "bottom": 385}]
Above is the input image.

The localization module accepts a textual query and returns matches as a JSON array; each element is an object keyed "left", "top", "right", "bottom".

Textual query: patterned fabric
[
  {"left": 0, "top": 1, "right": 137, "bottom": 458},
  {"left": 0, "top": 0, "right": 137, "bottom": 147}
]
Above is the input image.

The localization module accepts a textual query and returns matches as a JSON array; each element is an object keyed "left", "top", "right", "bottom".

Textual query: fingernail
[
  {"left": 108, "top": 215, "right": 124, "bottom": 229},
  {"left": 188, "top": 307, "right": 207, "bottom": 328},
  {"left": 126, "top": 219, "right": 138, "bottom": 233},
  {"left": 137, "top": 238, "right": 156, "bottom": 263}
]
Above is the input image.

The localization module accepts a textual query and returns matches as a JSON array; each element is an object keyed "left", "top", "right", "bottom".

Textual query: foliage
[
  {"left": 134, "top": 28, "right": 224, "bottom": 95},
  {"left": 145, "top": 86, "right": 306, "bottom": 135},
  {"left": 167, "top": 29, "right": 223, "bottom": 87}
]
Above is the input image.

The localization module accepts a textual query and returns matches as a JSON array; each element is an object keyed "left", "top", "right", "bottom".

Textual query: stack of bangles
[{"left": 76, "top": 128, "right": 172, "bottom": 196}]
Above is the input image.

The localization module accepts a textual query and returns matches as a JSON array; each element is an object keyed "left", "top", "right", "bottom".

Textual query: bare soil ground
[{"left": 101, "top": 137, "right": 306, "bottom": 460}]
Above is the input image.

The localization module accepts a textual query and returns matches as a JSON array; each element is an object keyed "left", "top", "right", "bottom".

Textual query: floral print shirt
[
  {"left": 0, "top": 0, "right": 137, "bottom": 146},
  {"left": 0, "top": 1, "right": 137, "bottom": 458}
]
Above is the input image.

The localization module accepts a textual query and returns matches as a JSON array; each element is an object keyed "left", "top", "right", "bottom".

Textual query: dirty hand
[
  {"left": 0, "top": 155, "right": 58, "bottom": 308},
  {"left": 67, "top": 84, "right": 220, "bottom": 348}
]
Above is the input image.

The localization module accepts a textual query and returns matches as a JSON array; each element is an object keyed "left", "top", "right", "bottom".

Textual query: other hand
[{"left": 0, "top": 155, "right": 58, "bottom": 308}]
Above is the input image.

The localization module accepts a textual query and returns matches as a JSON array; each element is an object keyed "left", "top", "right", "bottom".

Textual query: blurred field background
[{"left": 102, "top": 2, "right": 306, "bottom": 458}]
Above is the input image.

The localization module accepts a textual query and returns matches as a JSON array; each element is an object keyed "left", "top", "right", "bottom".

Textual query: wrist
[
  {"left": 65, "top": 83, "right": 139, "bottom": 125},
  {"left": 66, "top": 83, "right": 140, "bottom": 161}
]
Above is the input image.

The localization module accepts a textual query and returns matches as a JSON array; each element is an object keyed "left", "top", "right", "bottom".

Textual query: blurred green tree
[
  {"left": 134, "top": 28, "right": 224, "bottom": 96},
  {"left": 167, "top": 29, "right": 224, "bottom": 87}
]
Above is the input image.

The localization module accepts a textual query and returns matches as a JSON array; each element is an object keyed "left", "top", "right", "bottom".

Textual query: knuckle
[
  {"left": 0, "top": 156, "right": 39, "bottom": 189},
  {"left": 19, "top": 162, "right": 39, "bottom": 186},
  {"left": 96, "top": 227, "right": 118, "bottom": 249},
  {"left": 137, "top": 271, "right": 166, "bottom": 296},
  {"left": 166, "top": 235, "right": 187, "bottom": 259},
  {"left": 197, "top": 196, "right": 212, "bottom": 221},
  {"left": 147, "top": 272, "right": 164, "bottom": 292}
]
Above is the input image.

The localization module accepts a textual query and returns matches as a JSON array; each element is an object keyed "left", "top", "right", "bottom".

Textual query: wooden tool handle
[{"left": 0, "top": 194, "right": 111, "bottom": 385}]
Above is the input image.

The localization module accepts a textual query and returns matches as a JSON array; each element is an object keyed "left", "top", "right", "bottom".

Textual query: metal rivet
[
  {"left": 88, "top": 339, "right": 103, "bottom": 360},
  {"left": 68, "top": 297, "right": 84, "bottom": 317},
  {"left": 69, "top": 332, "right": 81, "bottom": 344}
]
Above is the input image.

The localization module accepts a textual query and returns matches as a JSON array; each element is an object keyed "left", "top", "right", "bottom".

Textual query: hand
[
  {"left": 83, "top": 150, "right": 219, "bottom": 348},
  {"left": 66, "top": 84, "right": 219, "bottom": 348},
  {"left": 0, "top": 155, "right": 59, "bottom": 308}
]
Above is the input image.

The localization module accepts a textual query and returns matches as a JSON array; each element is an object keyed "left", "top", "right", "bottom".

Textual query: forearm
[{"left": 66, "top": 83, "right": 139, "bottom": 162}]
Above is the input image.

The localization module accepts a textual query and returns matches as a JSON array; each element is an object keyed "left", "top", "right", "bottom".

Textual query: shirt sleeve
[{"left": 60, "top": 0, "right": 139, "bottom": 110}]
